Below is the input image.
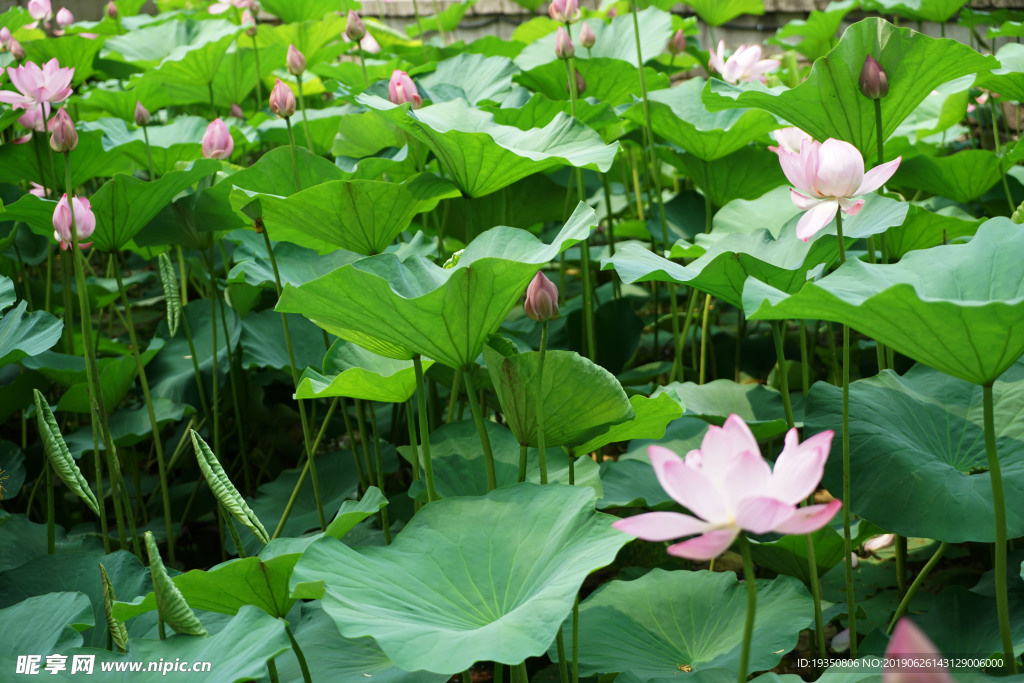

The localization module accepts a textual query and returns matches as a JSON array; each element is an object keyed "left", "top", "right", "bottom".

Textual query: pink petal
[
  {"left": 883, "top": 619, "right": 954, "bottom": 683},
  {"left": 720, "top": 449, "right": 772, "bottom": 508},
  {"left": 698, "top": 414, "right": 761, "bottom": 482},
  {"left": 790, "top": 189, "right": 820, "bottom": 211},
  {"left": 646, "top": 445, "right": 690, "bottom": 506},
  {"left": 838, "top": 197, "right": 864, "bottom": 215},
  {"left": 708, "top": 40, "right": 727, "bottom": 75},
  {"left": 648, "top": 445, "right": 729, "bottom": 522},
  {"left": 771, "top": 499, "right": 842, "bottom": 535},
  {"left": 864, "top": 533, "right": 895, "bottom": 551},
  {"left": 612, "top": 511, "right": 712, "bottom": 542},
  {"left": 795, "top": 199, "right": 838, "bottom": 242},
  {"left": 769, "top": 429, "right": 833, "bottom": 505},
  {"left": 854, "top": 157, "right": 902, "bottom": 196},
  {"left": 666, "top": 528, "right": 739, "bottom": 561},
  {"left": 733, "top": 496, "right": 798, "bottom": 534},
  {"left": 814, "top": 139, "right": 864, "bottom": 197}
]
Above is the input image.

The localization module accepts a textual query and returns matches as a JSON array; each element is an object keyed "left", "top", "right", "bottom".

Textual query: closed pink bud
[
  {"left": 554, "top": 26, "right": 574, "bottom": 60},
  {"left": 230, "top": 102, "right": 244, "bottom": 118},
  {"left": 607, "top": 6, "right": 616, "bottom": 17},
  {"left": 52, "top": 194, "right": 95, "bottom": 250},
  {"left": 548, "top": 0, "right": 579, "bottom": 23},
  {"left": 0, "top": 27, "right": 11, "bottom": 50},
  {"left": 859, "top": 55, "right": 889, "bottom": 100},
  {"left": 28, "top": 0, "right": 51, "bottom": 21},
  {"left": 241, "top": 9, "right": 257, "bottom": 35},
  {"left": 56, "top": 7, "right": 74, "bottom": 28},
  {"left": 106, "top": 1, "right": 119, "bottom": 19},
  {"left": 668, "top": 29, "right": 686, "bottom": 56},
  {"left": 286, "top": 44, "right": 306, "bottom": 76},
  {"left": 48, "top": 107, "right": 77, "bottom": 152},
  {"left": 345, "top": 10, "right": 366, "bottom": 42},
  {"left": 388, "top": 70, "right": 422, "bottom": 108},
  {"left": 10, "top": 37, "right": 25, "bottom": 60},
  {"left": 524, "top": 271, "right": 559, "bottom": 321},
  {"left": 579, "top": 22, "right": 595, "bottom": 49},
  {"left": 567, "top": 68, "right": 585, "bottom": 96},
  {"left": 134, "top": 100, "right": 150, "bottom": 126},
  {"left": 202, "top": 118, "right": 234, "bottom": 160},
  {"left": 268, "top": 78, "right": 295, "bottom": 118}
]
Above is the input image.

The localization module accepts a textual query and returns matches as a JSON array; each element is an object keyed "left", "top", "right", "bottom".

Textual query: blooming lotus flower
[
  {"left": 48, "top": 106, "right": 77, "bottom": 152},
  {"left": 769, "top": 127, "right": 812, "bottom": 155},
  {"left": 209, "top": 0, "right": 257, "bottom": 14},
  {"left": 345, "top": 10, "right": 366, "bottom": 42},
  {"left": 525, "top": 271, "right": 559, "bottom": 321},
  {"left": 613, "top": 415, "right": 842, "bottom": 561},
  {"left": 388, "top": 70, "right": 422, "bottom": 108},
  {"left": 52, "top": 194, "right": 95, "bottom": 250},
  {"left": 55, "top": 7, "right": 74, "bottom": 29},
  {"left": 780, "top": 138, "right": 901, "bottom": 241},
  {"left": 28, "top": 182, "right": 47, "bottom": 198},
  {"left": 0, "top": 58, "right": 75, "bottom": 118},
  {"left": 18, "top": 106, "right": 46, "bottom": 132},
  {"left": 134, "top": 100, "right": 150, "bottom": 126},
  {"left": 579, "top": 22, "right": 595, "bottom": 49},
  {"left": 667, "top": 29, "right": 686, "bottom": 56},
  {"left": 269, "top": 78, "right": 295, "bottom": 118},
  {"left": 201, "top": 118, "right": 233, "bottom": 159},
  {"left": 708, "top": 41, "right": 779, "bottom": 84},
  {"left": 28, "top": 0, "right": 52, "bottom": 22},
  {"left": 554, "top": 26, "right": 574, "bottom": 60},
  {"left": 286, "top": 44, "right": 306, "bottom": 76},
  {"left": 548, "top": 0, "right": 579, "bottom": 23},
  {"left": 883, "top": 619, "right": 953, "bottom": 683}
]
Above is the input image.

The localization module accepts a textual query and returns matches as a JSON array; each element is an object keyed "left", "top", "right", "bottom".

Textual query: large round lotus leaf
[
  {"left": 296, "top": 339, "right": 431, "bottom": 403},
  {"left": 977, "top": 43, "right": 1024, "bottom": 103},
  {"left": 357, "top": 95, "right": 617, "bottom": 198},
  {"left": 0, "top": 278, "right": 63, "bottom": 369},
  {"left": 863, "top": 0, "right": 967, "bottom": 23},
  {"left": 289, "top": 484, "right": 630, "bottom": 674},
  {"left": 277, "top": 204, "right": 596, "bottom": 368},
  {"left": 805, "top": 360, "right": 1024, "bottom": 543},
  {"left": 702, "top": 18, "right": 996, "bottom": 158},
  {"left": 893, "top": 149, "right": 1017, "bottom": 204},
  {"left": 624, "top": 78, "right": 779, "bottom": 162},
  {"left": 0, "top": 592, "right": 93, "bottom": 664},
  {"left": 555, "top": 569, "right": 811, "bottom": 681},
  {"left": 652, "top": 380, "right": 794, "bottom": 440},
  {"left": 744, "top": 219, "right": 1024, "bottom": 385}
]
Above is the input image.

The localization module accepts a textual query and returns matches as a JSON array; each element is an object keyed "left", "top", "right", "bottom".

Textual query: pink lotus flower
[
  {"left": 554, "top": 26, "right": 574, "bottom": 60},
  {"left": 388, "top": 70, "right": 421, "bottom": 108},
  {"left": 209, "top": 0, "right": 257, "bottom": 14},
  {"left": 18, "top": 106, "right": 46, "bottom": 132},
  {"left": 241, "top": 9, "right": 257, "bottom": 35},
  {"left": 579, "top": 22, "right": 595, "bottom": 49},
  {"left": 28, "top": 0, "right": 52, "bottom": 22},
  {"left": 780, "top": 138, "right": 901, "bottom": 241},
  {"left": 525, "top": 271, "right": 559, "bottom": 321},
  {"left": 201, "top": 118, "right": 233, "bottom": 159},
  {"left": 268, "top": 78, "right": 295, "bottom": 118},
  {"left": 345, "top": 10, "right": 366, "bottom": 42},
  {"left": 48, "top": 106, "right": 77, "bottom": 152},
  {"left": 0, "top": 27, "right": 12, "bottom": 51},
  {"left": 134, "top": 100, "right": 150, "bottom": 126},
  {"left": 52, "top": 194, "right": 95, "bottom": 251},
  {"left": 667, "top": 29, "right": 686, "bottom": 56},
  {"left": 612, "top": 415, "right": 842, "bottom": 561},
  {"left": 360, "top": 32, "right": 381, "bottom": 54},
  {"left": 55, "top": 7, "right": 74, "bottom": 29},
  {"left": 0, "top": 59, "right": 74, "bottom": 119},
  {"left": 769, "top": 127, "right": 812, "bottom": 155},
  {"left": 708, "top": 41, "right": 779, "bottom": 84},
  {"left": 883, "top": 619, "right": 953, "bottom": 683},
  {"left": 548, "top": 0, "right": 579, "bottom": 23},
  {"left": 9, "top": 38, "right": 25, "bottom": 61},
  {"left": 286, "top": 44, "right": 306, "bottom": 77}
]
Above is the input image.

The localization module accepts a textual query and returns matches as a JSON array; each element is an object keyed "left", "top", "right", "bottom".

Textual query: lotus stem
[
  {"left": 285, "top": 624, "right": 312, "bottom": 683},
  {"left": 698, "top": 293, "right": 712, "bottom": 384},
  {"left": 887, "top": 541, "right": 948, "bottom": 634},
  {"left": 737, "top": 533, "right": 757, "bottom": 683},
  {"left": 294, "top": 75, "right": 314, "bottom": 151},
  {"left": 537, "top": 320, "right": 549, "bottom": 485},
  {"left": 555, "top": 630, "right": 570, "bottom": 683},
  {"left": 368, "top": 403, "right": 392, "bottom": 544},
  {"left": 446, "top": 368, "right": 461, "bottom": 424},
  {"left": 355, "top": 399, "right": 375, "bottom": 488},
  {"left": 341, "top": 399, "right": 368, "bottom": 490},
  {"left": 464, "top": 368, "right": 497, "bottom": 491},
  {"left": 141, "top": 125, "right": 156, "bottom": 180},
  {"left": 284, "top": 117, "right": 302, "bottom": 191},
  {"left": 267, "top": 659, "right": 279, "bottom": 683},
  {"left": 410, "top": 0, "right": 428, "bottom": 61},
  {"left": 414, "top": 356, "right": 439, "bottom": 501},
  {"left": 572, "top": 593, "right": 579, "bottom": 683},
  {"left": 518, "top": 444, "right": 527, "bottom": 483},
  {"left": 217, "top": 243, "right": 250, "bottom": 494},
  {"left": 983, "top": 383, "right": 1017, "bottom": 673},
  {"left": 271, "top": 397, "right": 338, "bottom": 540},
  {"left": 223, "top": 505, "right": 246, "bottom": 557},
  {"left": 259, "top": 228, "right": 326, "bottom": 531},
  {"left": 113, "top": 259, "right": 175, "bottom": 565},
  {"left": 206, "top": 248, "right": 222, "bottom": 475}
]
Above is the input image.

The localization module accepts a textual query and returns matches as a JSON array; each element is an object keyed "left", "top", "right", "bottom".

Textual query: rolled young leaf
[
  {"left": 157, "top": 252, "right": 180, "bottom": 337},
  {"left": 144, "top": 530, "right": 208, "bottom": 637},
  {"left": 99, "top": 562, "right": 129, "bottom": 653},
  {"left": 32, "top": 389, "right": 100, "bottom": 516},
  {"left": 191, "top": 430, "right": 269, "bottom": 544}
]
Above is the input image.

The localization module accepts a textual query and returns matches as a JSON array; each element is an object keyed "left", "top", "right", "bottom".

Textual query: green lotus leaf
[
  {"left": 770, "top": 0, "right": 859, "bottom": 61},
  {"left": 107, "top": 399, "right": 194, "bottom": 447},
  {"left": 575, "top": 393, "right": 684, "bottom": 455},
  {"left": 597, "top": 458, "right": 674, "bottom": 509},
  {"left": 0, "top": 279, "right": 62, "bottom": 369},
  {"left": 226, "top": 232, "right": 361, "bottom": 291},
  {"left": 625, "top": 78, "right": 779, "bottom": 161},
  {"left": 750, "top": 526, "right": 848, "bottom": 583},
  {"left": 81, "top": 117, "right": 209, "bottom": 180},
  {"left": 518, "top": 58, "right": 670, "bottom": 107},
  {"left": 239, "top": 310, "right": 329, "bottom": 373},
  {"left": 681, "top": 0, "right": 763, "bottom": 25},
  {"left": 893, "top": 148, "right": 1018, "bottom": 204},
  {"left": 884, "top": 203, "right": 981, "bottom": 259},
  {"left": 290, "top": 484, "right": 630, "bottom": 674},
  {"left": 0, "top": 132, "right": 132, "bottom": 189},
  {"left": 672, "top": 146, "right": 788, "bottom": 208},
  {"left": 556, "top": 569, "right": 811, "bottom": 680},
  {"left": 405, "top": 0, "right": 477, "bottom": 38},
  {"left": 743, "top": 218, "right": 1024, "bottom": 385},
  {"left": 913, "top": 585, "right": 1024, "bottom": 664},
  {"left": 863, "top": 0, "right": 968, "bottom": 22},
  {"left": 255, "top": 105, "right": 348, "bottom": 156},
  {"left": 513, "top": 10, "right": 673, "bottom": 70},
  {"left": 0, "top": 592, "right": 93, "bottom": 664},
  {"left": 56, "top": 340, "right": 163, "bottom": 414},
  {"left": 24, "top": 34, "right": 106, "bottom": 85},
  {"left": 976, "top": 43, "right": 1024, "bottom": 102},
  {"left": 703, "top": 18, "right": 997, "bottom": 158},
  {"left": 356, "top": 96, "right": 617, "bottom": 198},
  {"left": 258, "top": 0, "right": 357, "bottom": 23},
  {"left": 654, "top": 380, "right": 795, "bottom": 440},
  {"left": 295, "top": 339, "right": 429, "bottom": 403},
  {"left": 277, "top": 204, "right": 596, "bottom": 368},
  {"left": 244, "top": 173, "right": 460, "bottom": 255},
  {"left": 805, "top": 360, "right": 1024, "bottom": 542}
]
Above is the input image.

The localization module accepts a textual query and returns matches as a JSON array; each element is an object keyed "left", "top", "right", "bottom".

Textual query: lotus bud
[
  {"left": 567, "top": 68, "right": 585, "bottom": 96},
  {"left": 230, "top": 102, "right": 244, "bottom": 118},
  {"left": 388, "top": 70, "right": 422, "bottom": 108},
  {"left": 579, "top": 22, "right": 595, "bottom": 49},
  {"left": 202, "top": 118, "right": 234, "bottom": 160},
  {"left": 554, "top": 26, "right": 574, "bottom": 60},
  {"left": 28, "top": 0, "right": 51, "bottom": 22},
  {"left": 268, "top": 78, "right": 295, "bottom": 118},
  {"left": 524, "top": 271, "right": 559, "bottom": 321},
  {"left": 106, "top": 1, "right": 119, "bottom": 19},
  {"left": 241, "top": 9, "right": 257, "bottom": 36},
  {"left": 134, "top": 101, "right": 151, "bottom": 126},
  {"left": 0, "top": 27, "right": 11, "bottom": 50},
  {"left": 52, "top": 194, "right": 95, "bottom": 251},
  {"left": 667, "top": 28, "right": 686, "bottom": 55},
  {"left": 10, "top": 37, "right": 25, "bottom": 60},
  {"left": 831, "top": 628, "right": 850, "bottom": 653},
  {"left": 56, "top": 7, "right": 74, "bottom": 28},
  {"left": 286, "top": 43, "right": 306, "bottom": 76},
  {"left": 607, "top": 6, "right": 616, "bottom": 17},
  {"left": 548, "top": 0, "right": 579, "bottom": 24},
  {"left": 859, "top": 55, "right": 888, "bottom": 100},
  {"left": 48, "top": 107, "right": 77, "bottom": 152},
  {"left": 345, "top": 10, "right": 366, "bottom": 42}
]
